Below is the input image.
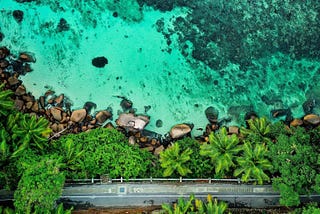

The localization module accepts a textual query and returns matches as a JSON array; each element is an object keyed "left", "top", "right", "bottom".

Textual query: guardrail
[{"left": 65, "top": 177, "right": 259, "bottom": 185}]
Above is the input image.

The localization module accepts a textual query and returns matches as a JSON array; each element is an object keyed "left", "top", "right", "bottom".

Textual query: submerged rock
[
  {"left": 156, "top": 119, "right": 163, "bottom": 128},
  {"left": 92, "top": 56, "right": 108, "bottom": 68},
  {"left": 120, "top": 98, "right": 133, "bottom": 111},
  {"left": 13, "top": 10, "right": 24, "bottom": 23},
  {"left": 15, "top": 0, "right": 36, "bottom": 2},
  {"left": 0, "top": 32, "right": 4, "bottom": 42},
  {"left": 244, "top": 111, "right": 258, "bottom": 121},
  {"left": 57, "top": 18, "right": 70, "bottom": 32},
  {"left": 19, "top": 52, "right": 36, "bottom": 63},
  {"left": 83, "top": 101, "right": 97, "bottom": 113},
  {"left": 270, "top": 109, "right": 290, "bottom": 118},
  {"left": 302, "top": 99, "right": 316, "bottom": 115},
  {"left": 205, "top": 106, "right": 219, "bottom": 124}
]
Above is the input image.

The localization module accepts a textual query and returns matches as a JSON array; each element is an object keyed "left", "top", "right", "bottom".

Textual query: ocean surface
[{"left": 1, "top": 0, "right": 320, "bottom": 135}]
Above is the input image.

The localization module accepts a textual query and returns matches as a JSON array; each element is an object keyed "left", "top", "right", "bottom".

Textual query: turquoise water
[{"left": 1, "top": 0, "right": 320, "bottom": 135}]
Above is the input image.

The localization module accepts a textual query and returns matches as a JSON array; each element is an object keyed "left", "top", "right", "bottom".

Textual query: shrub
[{"left": 52, "top": 128, "right": 159, "bottom": 179}]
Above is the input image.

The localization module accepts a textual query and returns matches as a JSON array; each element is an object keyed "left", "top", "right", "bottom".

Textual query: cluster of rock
[
  {"left": 0, "top": 46, "right": 186, "bottom": 155},
  {"left": 1, "top": 46, "right": 320, "bottom": 157}
]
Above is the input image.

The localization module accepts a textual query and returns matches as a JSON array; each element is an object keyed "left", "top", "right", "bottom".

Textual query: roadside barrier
[{"left": 65, "top": 177, "right": 259, "bottom": 185}]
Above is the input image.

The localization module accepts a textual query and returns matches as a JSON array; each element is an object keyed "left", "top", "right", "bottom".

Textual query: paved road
[
  {"left": 2, "top": 183, "right": 320, "bottom": 208},
  {"left": 59, "top": 183, "right": 319, "bottom": 208}
]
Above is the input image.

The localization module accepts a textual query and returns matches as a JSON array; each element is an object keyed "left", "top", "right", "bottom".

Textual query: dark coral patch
[{"left": 92, "top": 56, "right": 108, "bottom": 68}]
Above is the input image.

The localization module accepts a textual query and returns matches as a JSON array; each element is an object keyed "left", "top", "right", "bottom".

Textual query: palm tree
[
  {"left": 0, "top": 83, "right": 14, "bottom": 117},
  {"left": 200, "top": 127, "right": 242, "bottom": 176},
  {"left": 162, "top": 194, "right": 195, "bottom": 214},
  {"left": 0, "top": 129, "right": 10, "bottom": 165},
  {"left": 0, "top": 206, "right": 15, "bottom": 214},
  {"left": 234, "top": 141, "right": 273, "bottom": 184},
  {"left": 53, "top": 138, "right": 85, "bottom": 171},
  {"left": 196, "top": 195, "right": 229, "bottom": 214},
  {"left": 159, "top": 143, "right": 192, "bottom": 177},
  {"left": 53, "top": 203, "right": 73, "bottom": 214},
  {"left": 240, "top": 117, "right": 272, "bottom": 143},
  {"left": 10, "top": 113, "right": 52, "bottom": 157}
]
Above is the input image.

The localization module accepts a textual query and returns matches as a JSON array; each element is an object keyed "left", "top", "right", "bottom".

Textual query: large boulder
[
  {"left": 50, "top": 107, "right": 62, "bottom": 121},
  {"left": 95, "top": 110, "right": 112, "bottom": 124},
  {"left": 303, "top": 114, "right": 320, "bottom": 125},
  {"left": 0, "top": 47, "right": 10, "bottom": 59},
  {"left": 169, "top": 123, "right": 193, "bottom": 139},
  {"left": 290, "top": 118, "right": 303, "bottom": 127},
  {"left": 116, "top": 113, "right": 149, "bottom": 131},
  {"left": 8, "top": 76, "right": 20, "bottom": 86},
  {"left": 70, "top": 109, "right": 87, "bottom": 123},
  {"left": 54, "top": 94, "right": 64, "bottom": 105},
  {"left": 15, "top": 85, "right": 26, "bottom": 96}
]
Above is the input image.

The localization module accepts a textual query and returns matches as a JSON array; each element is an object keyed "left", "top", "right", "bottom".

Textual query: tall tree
[
  {"left": 240, "top": 117, "right": 272, "bottom": 144},
  {"left": 200, "top": 127, "right": 242, "bottom": 177},
  {"left": 14, "top": 154, "right": 65, "bottom": 214},
  {"left": 175, "top": 137, "right": 212, "bottom": 178},
  {"left": 268, "top": 127, "right": 320, "bottom": 206},
  {"left": 9, "top": 113, "right": 51, "bottom": 157},
  {"left": 234, "top": 141, "right": 272, "bottom": 184},
  {"left": 0, "top": 83, "right": 13, "bottom": 117},
  {"left": 160, "top": 143, "right": 192, "bottom": 177}
]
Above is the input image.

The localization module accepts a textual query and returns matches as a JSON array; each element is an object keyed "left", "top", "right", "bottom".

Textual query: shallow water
[{"left": 1, "top": 0, "right": 320, "bottom": 135}]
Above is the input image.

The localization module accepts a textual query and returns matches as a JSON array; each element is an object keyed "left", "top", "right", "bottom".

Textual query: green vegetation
[
  {"left": 10, "top": 113, "right": 52, "bottom": 157},
  {"left": 240, "top": 117, "right": 272, "bottom": 143},
  {"left": 160, "top": 142, "right": 192, "bottom": 177},
  {"left": 0, "top": 203, "right": 73, "bottom": 214},
  {"left": 177, "top": 138, "right": 212, "bottom": 178},
  {"left": 234, "top": 141, "right": 272, "bottom": 184},
  {"left": 52, "top": 128, "right": 160, "bottom": 179},
  {"left": 200, "top": 127, "right": 241, "bottom": 177},
  {"left": 14, "top": 154, "right": 65, "bottom": 213},
  {"left": 0, "top": 84, "right": 14, "bottom": 117},
  {"left": 162, "top": 194, "right": 229, "bottom": 214},
  {"left": 292, "top": 203, "right": 320, "bottom": 214},
  {"left": 194, "top": 195, "right": 229, "bottom": 214},
  {"left": 1, "top": 82, "right": 320, "bottom": 210},
  {"left": 268, "top": 127, "right": 320, "bottom": 206}
]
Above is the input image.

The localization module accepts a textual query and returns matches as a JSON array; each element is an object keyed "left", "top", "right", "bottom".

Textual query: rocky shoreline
[{"left": 1, "top": 46, "right": 320, "bottom": 156}]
